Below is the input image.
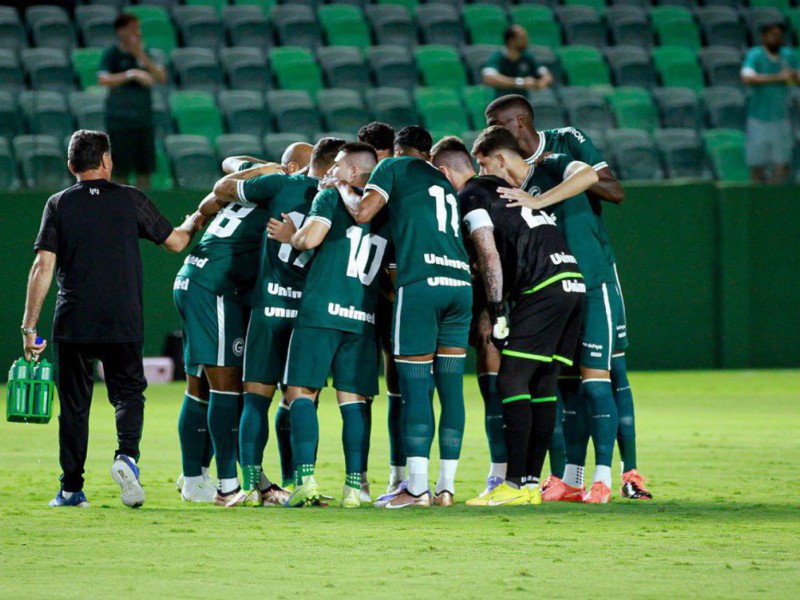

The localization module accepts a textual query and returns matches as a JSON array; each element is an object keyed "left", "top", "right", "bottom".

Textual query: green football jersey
[
  {"left": 522, "top": 153, "right": 616, "bottom": 289},
  {"left": 295, "top": 188, "right": 391, "bottom": 335},
  {"left": 239, "top": 173, "right": 319, "bottom": 308},
  {"left": 365, "top": 156, "right": 471, "bottom": 289}
]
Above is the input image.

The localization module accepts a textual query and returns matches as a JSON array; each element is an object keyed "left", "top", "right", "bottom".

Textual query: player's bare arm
[
  {"left": 212, "top": 163, "right": 284, "bottom": 202},
  {"left": 345, "top": 186, "right": 385, "bottom": 224},
  {"left": 499, "top": 161, "right": 599, "bottom": 210},
  {"left": 21, "top": 250, "right": 55, "bottom": 360},
  {"left": 471, "top": 227, "right": 509, "bottom": 346},
  {"left": 221, "top": 156, "right": 264, "bottom": 174},
  {"left": 197, "top": 191, "right": 226, "bottom": 217},
  {"left": 162, "top": 212, "right": 206, "bottom": 253},
  {"left": 288, "top": 217, "right": 330, "bottom": 251},
  {"left": 588, "top": 167, "right": 625, "bottom": 205}
]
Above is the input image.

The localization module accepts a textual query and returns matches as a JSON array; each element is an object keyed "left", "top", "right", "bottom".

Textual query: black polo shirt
[
  {"left": 34, "top": 179, "right": 173, "bottom": 344},
  {"left": 99, "top": 45, "right": 154, "bottom": 130}
]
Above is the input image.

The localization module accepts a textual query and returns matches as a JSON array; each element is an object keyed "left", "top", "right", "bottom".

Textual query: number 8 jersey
[{"left": 364, "top": 156, "right": 471, "bottom": 288}]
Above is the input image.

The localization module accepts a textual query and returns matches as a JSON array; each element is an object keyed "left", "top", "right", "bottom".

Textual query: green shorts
[
  {"left": 580, "top": 281, "right": 626, "bottom": 371},
  {"left": 243, "top": 304, "right": 298, "bottom": 384},
  {"left": 284, "top": 326, "right": 380, "bottom": 397},
  {"left": 392, "top": 279, "right": 472, "bottom": 356},
  {"left": 612, "top": 264, "right": 629, "bottom": 355},
  {"left": 173, "top": 276, "right": 246, "bottom": 375}
]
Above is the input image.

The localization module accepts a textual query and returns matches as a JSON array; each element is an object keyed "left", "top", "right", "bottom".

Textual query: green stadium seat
[
  {"left": 0, "top": 137, "right": 19, "bottom": 190},
  {"left": 652, "top": 87, "right": 701, "bottom": 130},
  {"left": 696, "top": 7, "right": 747, "bottom": 50},
  {"left": 702, "top": 128, "right": 748, "bottom": 181},
  {"left": 317, "top": 88, "right": 370, "bottom": 133},
  {"left": 151, "top": 143, "right": 173, "bottom": 190},
  {"left": 126, "top": 6, "right": 177, "bottom": 54},
  {"left": 18, "top": 91, "right": 72, "bottom": 141},
  {"left": 0, "top": 91, "right": 20, "bottom": 139},
  {"left": 560, "top": 86, "right": 613, "bottom": 131},
  {"left": 271, "top": 5, "right": 321, "bottom": 50},
  {"left": 509, "top": 6, "right": 561, "bottom": 48},
  {"left": 530, "top": 45, "right": 561, "bottom": 85},
  {"left": 699, "top": 46, "right": 743, "bottom": 88},
  {"left": 562, "top": 0, "right": 606, "bottom": 14},
  {"left": 606, "top": 87, "right": 659, "bottom": 132},
  {"left": 318, "top": 5, "right": 371, "bottom": 49},
  {"left": 151, "top": 90, "right": 173, "bottom": 140},
  {"left": 169, "top": 91, "right": 224, "bottom": 141},
  {"left": 652, "top": 46, "right": 704, "bottom": 92},
  {"left": 71, "top": 48, "right": 104, "bottom": 90},
  {"left": 367, "top": 45, "right": 417, "bottom": 89},
  {"left": 220, "top": 47, "right": 271, "bottom": 92},
  {"left": 223, "top": 5, "right": 273, "bottom": 50},
  {"left": 364, "top": 87, "right": 417, "bottom": 128},
  {"left": 462, "top": 85, "right": 494, "bottom": 130},
  {"left": 606, "top": 6, "right": 652, "bottom": 48},
  {"left": 788, "top": 9, "right": 800, "bottom": 46},
  {"left": 749, "top": 0, "right": 790, "bottom": 10},
  {"left": 218, "top": 90, "right": 269, "bottom": 137},
  {"left": 654, "top": 128, "right": 708, "bottom": 179},
  {"left": 184, "top": 0, "right": 228, "bottom": 13},
  {"left": 699, "top": 0, "right": 738, "bottom": 6},
  {"left": 656, "top": 0, "right": 693, "bottom": 6},
  {"left": 269, "top": 46, "right": 323, "bottom": 95},
  {"left": 701, "top": 86, "right": 746, "bottom": 131},
  {"left": 173, "top": 6, "right": 225, "bottom": 50},
  {"left": 164, "top": 134, "right": 221, "bottom": 189},
  {"left": 415, "top": 5, "right": 465, "bottom": 47},
  {"left": 215, "top": 133, "right": 263, "bottom": 162},
  {"left": 0, "top": 7, "right": 28, "bottom": 53},
  {"left": 462, "top": 44, "right": 500, "bottom": 85},
  {"left": 0, "top": 49, "right": 24, "bottom": 95},
  {"left": 263, "top": 132, "right": 310, "bottom": 162},
  {"left": 604, "top": 129, "right": 663, "bottom": 181},
  {"left": 69, "top": 90, "right": 106, "bottom": 131},
  {"left": 22, "top": 48, "right": 74, "bottom": 92},
  {"left": 415, "top": 45, "right": 468, "bottom": 90},
  {"left": 377, "top": 0, "right": 419, "bottom": 12},
  {"left": 414, "top": 87, "right": 469, "bottom": 134},
  {"left": 266, "top": 90, "right": 321, "bottom": 138},
  {"left": 463, "top": 4, "right": 508, "bottom": 46},
  {"left": 75, "top": 5, "right": 118, "bottom": 48},
  {"left": 26, "top": 5, "right": 76, "bottom": 51},
  {"left": 366, "top": 5, "right": 417, "bottom": 48},
  {"left": 317, "top": 46, "right": 370, "bottom": 92},
  {"left": 608, "top": 0, "right": 651, "bottom": 6},
  {"left": 555, "top": 46, "right": 610, "bottom": 87},
  {"left": 555, "top": 6, "right": 605, "bottom": 48},
  {"left": 650, "top": 6, "right": 701, "bottom": 50},
  {"left": 529, "top": 88, "right": 565, "bottom": 130},
  {"left": 314, "top": 131, "right": 358, "bottom": 143},
  {"left": 604, "top": 46, "right": 657, "bottom": 89},
  {"left": 232, "top": 0, "right": 277, "bottom": 13},
  {"left": 171, "top": 48, "right": 224, "bottom": 93},
  {"left": 13, "top": 135, "right": 71, "bottom": 189}
]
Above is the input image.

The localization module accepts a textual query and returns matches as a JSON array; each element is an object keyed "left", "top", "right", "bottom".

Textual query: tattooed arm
[{"left": 471, "top": 227, "right": 503, "bottom": 305}]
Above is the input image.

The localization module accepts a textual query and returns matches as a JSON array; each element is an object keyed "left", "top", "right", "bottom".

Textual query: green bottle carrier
[{"left": 6, "top": 357, "right": 54, "bottom": 424}]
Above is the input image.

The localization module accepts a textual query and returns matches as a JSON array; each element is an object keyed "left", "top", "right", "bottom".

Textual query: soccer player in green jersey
[
  {"left": 211, "top": 138, "right": 343, "bottom": 506},
  {"left": 341, "top": 126, "right": 473, "bottom": 508},
  {"left": 267, "top": 142, "right": 388, "bottom": 508}
]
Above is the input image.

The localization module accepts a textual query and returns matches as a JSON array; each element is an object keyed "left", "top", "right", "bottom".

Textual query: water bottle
[
  {"left": 6, "top": 358, "right": 32, "bottom": 422},
  {"left": 32, "top": 358, "right": 54, "bottom": 424}
]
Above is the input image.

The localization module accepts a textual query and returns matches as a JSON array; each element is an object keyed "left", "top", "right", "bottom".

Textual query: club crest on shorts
[{"left": 232, "top": 338, "right": 245, "bottom": 357}]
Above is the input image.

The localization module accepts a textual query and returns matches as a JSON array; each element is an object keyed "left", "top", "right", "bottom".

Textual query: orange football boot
[
  {"left": 583, "top": 481, "right": 612, "bottom": 504},
  {"left": 540, "top": 476, "right": 585, "bottom": 502},
  {"left": 620, "top": 469, "right": 653, "bottom": 500}
]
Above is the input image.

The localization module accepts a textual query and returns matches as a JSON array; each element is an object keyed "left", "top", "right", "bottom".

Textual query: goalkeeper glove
[{"left": 488, "top": 301, "right": 509, "bottom": 349}]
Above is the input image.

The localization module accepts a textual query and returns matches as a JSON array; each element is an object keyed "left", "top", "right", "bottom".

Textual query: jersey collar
[{"left": 524, "top": 131, "right": 546, "bottom": 165}]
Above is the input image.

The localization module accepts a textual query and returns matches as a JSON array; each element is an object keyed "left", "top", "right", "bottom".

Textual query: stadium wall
[{"left": 2, "top": 184, "right": 798, "bottom": 374}]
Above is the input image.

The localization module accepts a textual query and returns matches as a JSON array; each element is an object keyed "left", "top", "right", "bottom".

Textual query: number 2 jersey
[
  {"left": 364, "top": 156, "right": 471, "bottom": 289},
  {"left": 460, "top": 174, "right": 582, "bottom": 303}
]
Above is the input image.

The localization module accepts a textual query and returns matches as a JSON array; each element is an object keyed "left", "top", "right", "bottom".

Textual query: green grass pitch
[{"left": 1, "top": 370, "right": 798, "bottom": 598}]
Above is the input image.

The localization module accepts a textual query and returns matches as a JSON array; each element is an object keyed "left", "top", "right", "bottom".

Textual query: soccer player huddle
[{"left": 172, "top": 93, "right": 652, "bottom": 509}]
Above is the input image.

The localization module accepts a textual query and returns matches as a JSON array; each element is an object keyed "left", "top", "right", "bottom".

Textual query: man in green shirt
[
  {"left": 97, "top": 14, "right": 167, "bottom": 189},
  {"left": 482, "top": 25, "right": 553, "bottom": 99},
  {"left": 741, "top": 22, "right": 799, "bottom": 184}
]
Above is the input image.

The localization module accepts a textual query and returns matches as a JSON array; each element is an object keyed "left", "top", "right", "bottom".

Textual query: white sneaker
[
  {"left": 175, "top": 473, "right": 184, "bottom": 492},
  {"left": 359, "top": 481, "right": 372, "bottom": 503},
  {"left": 111, "top": 455, "right": 145, "bottom": 508},
  {"left": 181, "top": 480, "right": 216, "bottom": 503},
  {"left": 342, "top": 485, "right": 362, "bottom": 508}
]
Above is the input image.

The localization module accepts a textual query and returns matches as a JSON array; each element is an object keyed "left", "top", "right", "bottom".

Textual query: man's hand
[
  {"left": 267, "top": 213, "right": 297, "bottom": 243},
  {"left": 188, "top": 211, "right": 207, "bottom": 231},
  {"left": 498, "top": 187, "right": 547, "bottom": 210},
  {"left": 128, "top": 69, "right": 154, "bottom": 87},
  {"left": 319, "top": 175, "right": 339, "bottom": 189},
  {"left": 23, "top": 333, "right": 46, "bottom": 362},
  {"left": 487, "top": 302, "right": 509, "bottom": 350}
]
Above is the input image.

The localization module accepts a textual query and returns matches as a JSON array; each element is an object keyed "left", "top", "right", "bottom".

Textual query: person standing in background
[
  {"left": 97, "top": 14, "right": 167, "bottom": 189},
  {"left": 482, "top": 25, "right": 553, "bottom": 99}
]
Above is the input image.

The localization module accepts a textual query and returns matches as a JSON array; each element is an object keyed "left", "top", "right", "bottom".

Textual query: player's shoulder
[{"left": 463, "top": 175, "right": 507, "bottom": 195}]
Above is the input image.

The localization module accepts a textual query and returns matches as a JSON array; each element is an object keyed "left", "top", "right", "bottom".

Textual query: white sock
[
  {"left": 563, "top": 464, "right": 585, "bottom": 488},
  {"left": 220, "top": 477, "right": 239, "bottom": 494},
  {"left": 593, "top": 465, "right": 612, "bottom": 487},
  {"left": 259, "top": 471, "right": 272, "bottom": 489},
  {"left": 390, "top": 465, "right": 406, "bottom": 484},
  {"left": 62, "top": 491, "right": 74, "bottom": 500},
  {"left": 488, "top": 462, "right": 507, "bottom": 480},
  {"left": 361, "top": 471, "right": 368, "bottom": 485},
  {"left": 407, "top": 457, "right": 429, "bottom": 496},
  {"left": 435, "top": 459, "right": 459, "bottom": 494},
  {"left": 201, "top": 466, "right": 210, "bottom": 479},
  {"left": 183, "top": 475, "right": 203, "bottom": 487},
  {"left": 525, "top": 477, "right": 539, "bottom": 489}
]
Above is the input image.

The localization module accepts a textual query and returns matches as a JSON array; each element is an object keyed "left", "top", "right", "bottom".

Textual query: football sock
[
  {"left": 290, "top": 397, "right": 318, "bottom": 480},
  {"left": 435, "top": 459, "right": 459, "bottom": 494},
  {"left": 561, "top": 380, "right": 590, "bottom": 468},
  {"left": 275, "top": 402, "right": 293, "bottom": 486},
  {"left": 361, "top": 396, "right": 373, "bottom": 475},
  {"left": 390, "top": 466, "right": 405, "bottom": 484},
  {"left": 201, "top": 432, "right": 213, "bottom": 470},
  {"left": 219, "top": 477, "right": 239, "bottom": 494},
  {"left": 258, "top": 470, "right": 273, "bottom": 490},
  {"left": 183, "top": 475, "right": 202, "bottom": 486},
  {"left": 239, "top": 392, "right": 272, "bottom": 490},
  {"left": 478, "top": 373, "right": 507, "bottom": 465},
  {"left": 201, "top": 466, "right": 210, "bottom": 479},
  {"left": 208, "top": 391, "right": 240, "bottom": 480},
  {"left": 502, "top": 395, "right": 532, "bottom": 488},
  {"left": 612, "top": 355, "right": 637, "bottom": 472},
  {"left": 548, "top": 393, "right": 566, "bottom": 479},
  {"left": 407, "top": 456, "right": 429, "bottom": 496},
  {"left": 489, "top": 462, "right": 507, "bottom": 480},
  {"left": 528, "top": 399, "right": 557, "bottom": 482},
  {"left": 563, "top": 464, "right": 585, "bottom": 488},
  {"left": 584, "top": 379, "right": 618, "bottom": 468},
  {"left": 435, "top": 354, "right": 466, "bottom": 461},
  {"left": 177, "top": 393, "right": 208, "bottom": 478},
  {"left": 397, "top": 360, "right": 435, "bottom": 460},
  {"left": 340, "top": 401, "right": 367, "bottom": 489},
  {"left": 593, "top": 464, "right": 612, "bottom": 487},
  {"left": 387, "top": 392, "right": 406, "bottom": 468}
]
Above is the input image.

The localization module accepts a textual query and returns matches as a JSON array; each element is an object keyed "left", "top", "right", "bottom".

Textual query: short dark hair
[
  {"left": 68, "top": 130, "right": 110, "bottom": 173},
  {"left": 395, "top": 125, "right": 433, "bottom": 154},
  {"left": 114, "top": 14, "right": 139, "bottom": 31},
  {"left": 503, "top": 25, "right": 517, "bottom": 44},
  {"left": 430, "top": 136, "right": 473, "bottom": 172},
  {"left": 760, "top": 21, "right": 786, "bottom": 35},
  {"left": 357, "top": 122, "right": 394, "bottom": 152},
  {"left": 472, "top": 126, "right": 525, "bottom": 159},
  {"left": 485, "top": 94, "right": 534, "bottom": 122},
  {"left": 340, "top": 141, "right": 379, "bottom": 163},
  {"left": 311, "top": 137, "right": 346, "bottom": 172}
]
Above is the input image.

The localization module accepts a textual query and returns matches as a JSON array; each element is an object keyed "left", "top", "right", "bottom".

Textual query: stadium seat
[
  {"left": 263, "top": 132, "right": 310, "bottom": 162},
  {"left": 699, "top": 46, "right": 743, "bottom": 88},
  {"left": 562, "top": 0, "right": 606, "bottom": 14},
  {"left": 788, "top": 9, "right": 800, "bottom": 46},
  {"left": 415, "top": 45, "right": 468, "bottom": 90},
  {"left": 169, "top": 91, "right": 224, "bottom": 141},
  {"left": 364, "top": 87, "right": 417, "bottom": 128},
  {"left": 171, "top": 48, "right": 224, "bottom": 93},
  {"left": 702, "top": 128, "right": 748, "bottom": 181},
  {"left": 75, "top": 5, "right": 118, "bottom": 48},
  {"left": 69, "top": 90, "right": 106, "bottom": 131},
  {"left": 650, "top": 6, "right": 701, "bottom": 50},
  {"left": 744, "top": 8, "right": 786, "bottom": 43},
  {"left": 317, "top": 47, "right": 370, "bottom": 92},
  {"left": 367, "top": 45, "right": 417, "bottom": 89},
  {"left": 151, "top": 90, "right": 173, "bottom": 140},
  {"left": 790, "top": 87, "right": 800, "bottom": 139},
  {"left": 701, "top": 86, "right": 746, "bottom": 131},
  {"left": 652, "top": 86, "right": 701, "bottom": 130},
  {"left": 701, "top": 0, "right": 739, "bottom": 7},
  {"left": 21, "top": 48, "right": 74, "bottom": 92},
  {"left": 220, "top": 47, "right": 271, "bottom": 92},
  {"left": 0, "top": 90, "right": 20, "bottom": 139},
  {"left": 271, "top": 5, "right": 321, "bottom": 50},
  {"left": 318, "top": 5, "right": 371, "bottom": 49},
  {"left": 164, "top": 134, "right": 220, "bottom": 189},
  {"left": 269, "top": 47, "right": 323, "bottom": 95},
  {"left": 232, "top": 0, "right": 277, "bottom": 12},
  {"left": 749, "top": 0, "right": 790, "bottom": 9},
  {"left": 652, "top": 46, "right": 704, "bottom": 91},
  {"left": 462, "top": 4, "right": 508, "bottom": 46},
  {"left": 530, "top": 45, "right": 561, "bottom": 86},
  {"left": 414, "top": 87, "right": 469, "bottom": 135},
  {"left": 696, "top": 7, "right": 747, "bottom": 50},
  {"left": 415, "top": 4, "right": 465, "bottom": 47},
  {"left": 266, "top": 89, "right": 321, "bottom": 138},
  {"left": 314, "top": 131, "right": 358, "bottom": 143},
  {"left": 376, "top": 0, "right": 419, "bottom": 11},
  {"left": 604, "top": 129, "right": 663, "bottom": 180},
  {"left": 184, "top": 0, "right": 227, "bottom": 12},
  {"left": 560, "top": 86, "right": 613, "bottom": 131},
  {"left": 215, "top": 133, "right": 263, "bottom": 162},
  {"left": 608, "top": 0, "right": 652, "bottom": 6},
  {"left": 462, "top": 44, "right": 500, "bottom": 85},
  {"left": 126, "top": 6, "right": 177, "bottom": 53},
  {"left": 654, "top": 128, "right": 708, "bottom": 179},
  {"left": 462, "top": 85, "right": 494, "bottom": 130},
  {"left": 0, "top": 137, "right": 19, "bottom": 190},
  {"left": 606, "top": 87, "right": 659, "bottom": 132},
  {"left": 554, "top": 6, "right": 605, "bottom": 48},
  {"left": 529, "top": 88, "right": 565, "bottom": 130},
  {"left": 26, "top": 5, "right": 76, "bottom": 51},
  {"left": 317, "top": 88, "right": 370, "bottom": 133},
  {"left": 0, "top": 49, "right": 24, "bottom": 95},
  {"left": 365, "top": 5, "right": 417, "bottom": 48},
  {"left": 173, "top": 6, "right": 225, "bottom": 50},
  {"left": 223, "top": 5, "right": 273, "bottom": 50},
  {"left": 509, "top": 6, "right": 562, "bottom": 48},
  {"left": 218, "top": 89, "right": 269, "bottom": 137},
  {"left": 604, "top": 46, "right": 657, "bottom": 89},
  {"left": 555, "top": 46, "right": 610, "bottom": 87},
  {"left": 606, "top": 6, "right": 653, "bottom": 48},
  {"left": 13, "top": 135, "right": 70, "bottom": 189},
  {"left": 0, "top": 7, "right": 27, "bottom": 53},
  {"left": 71, "top": 48, "right": 104, "bottom": 90}
]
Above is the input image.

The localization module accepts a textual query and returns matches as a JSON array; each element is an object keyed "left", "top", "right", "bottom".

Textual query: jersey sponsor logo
[
  {"left": 520, "top": 207, "right": 557, "bottom": 229},
  {"left": 562, "top": 280, "right": 586, "bottom": 293},
  {"left": 173, "top": 277, "right": 189, "bottom": 291},
  {"left": 583, "top": 342, "right": 603, "bottom": 350},
  {"left": 327, "top": 303, "right": 376, "bottom": 324},
  {"left": 267, "top": 283, "right": 303, "bottom": 299},
  {"left": 264, "top": 307, "right": 298, "bottom": 319},
  {"left": 232, "top": 338, "right": 244, "bottom": 357},
  {"left": 550, "top": 252, "right": 578, "bottom": 265},
  {"left": 555, "top": 127, "right": 585, "bottom": 144},
  {"left": 183, "top": 255, "right": 209, "bottom": 269},
  {"left": 426, "top": 277, "right": 472, "bottom": 287},
  {"left": 423, "top": 253, "right": 471, "bottom": 273}
]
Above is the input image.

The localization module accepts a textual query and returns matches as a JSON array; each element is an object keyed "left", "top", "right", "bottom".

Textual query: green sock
[
  {"left": 387, "top": 393, "right": 406, "bottom": 467},
  {"left": 361, "top": 397, "right": 372, "bottom": 475},
  {"left": 561, "top": 380, "right": 590, "bottom": 467},
  {"left": 239, "top": 392, "right": 272, "bottom": 490},
  {"left": 478, "top": 373, "right": 507, "bottom": 463},
  {"left": 178, "top": 394, "right": 208, "bottom": 478},
  {"left": 275, "top": 403, "right": 293, "bottom": 486},
  {"left": 340, "top": 402, "right": 366, "bottom": 488},
  {"left": 548, "top": 393, "right": 566, "bottom": 478},
  {"left": 290, "top": 397, "right": 318, "bottom": 479},
  {"left": 612, "top": 355, "right": 637, "bottom": 471},
  {"left": 396, "top": 360, "right": 434, "bottom": 459},
  {"left": 584, "top": 379, "right": 618, "bottom": 467},
  {"left": 435, "top": 354, "right": 465, "bottom": 461},
  {"left": 208, "top": 391, "right": 240, "bottom": 479}
]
